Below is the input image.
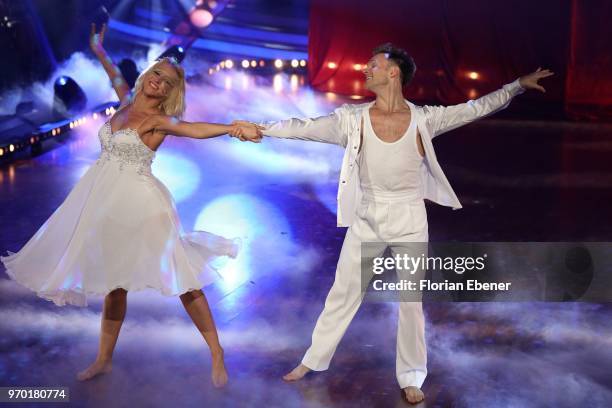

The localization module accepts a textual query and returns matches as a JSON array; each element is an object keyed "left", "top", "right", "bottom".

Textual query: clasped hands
[{"left": 229, "top": 120, "right": 265, "bottom": 143}]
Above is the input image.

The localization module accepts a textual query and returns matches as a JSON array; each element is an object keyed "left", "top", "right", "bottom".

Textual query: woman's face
[{"left": 142, "top": 61, "right": 180, "bottom": 99}]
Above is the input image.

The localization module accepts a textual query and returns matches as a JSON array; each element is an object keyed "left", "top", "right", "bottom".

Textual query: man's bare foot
[
  {"left": 211, "top": 349, "right": 228, "bottom": 388},
  {"left": 402, "top": 386, "right": 425, "bottom": 404},
  {"left": 282, "top": 364, "right": 311, "bottom": 381},
  {"left": 76, "top": 360, "right": 112, "bottom": 381}
]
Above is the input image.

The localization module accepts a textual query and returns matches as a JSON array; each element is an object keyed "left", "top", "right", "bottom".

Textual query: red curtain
[
  {"left": 308, "top": 0, "right": 611, "bottom": 121},
  {"left": 565, "top": 0, "right": 612, "bottom": 120}
]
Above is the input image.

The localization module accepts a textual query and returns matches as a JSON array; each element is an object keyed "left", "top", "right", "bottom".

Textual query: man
[{"left": 236, "top": 43, "right": 553, "bottom": 404}]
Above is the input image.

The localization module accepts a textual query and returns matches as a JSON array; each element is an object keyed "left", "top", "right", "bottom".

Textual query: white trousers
[{"left": 302, "top": 190, "right": 428, "bottom": 388}]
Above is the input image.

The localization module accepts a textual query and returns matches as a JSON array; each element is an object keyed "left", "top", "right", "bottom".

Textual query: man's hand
[
  {"left": 229, "top": 121, "right": 263, "bottom": 143},
  {"left": 230, "top": 121, "right": 265, "bottom": 143},
  {"left": 519, "top": 67, "right": 554, "bottom": 93},
  {"left": 90, "top": 23, "right": 107, "bottom": 56}
]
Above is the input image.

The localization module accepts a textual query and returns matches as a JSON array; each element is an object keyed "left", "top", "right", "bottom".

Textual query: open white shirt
[{"left": 262, "top": 79, "right": 526, "bottom": 227}]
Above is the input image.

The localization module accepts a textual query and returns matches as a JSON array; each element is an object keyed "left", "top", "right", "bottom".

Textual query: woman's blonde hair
[{"left": 133, "top": 57, "right": 186, "bottom": 118}]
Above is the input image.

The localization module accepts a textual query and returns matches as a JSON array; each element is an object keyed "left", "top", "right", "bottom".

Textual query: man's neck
[{"left": 372, "top": 85, "right": 408, "bottom": 113}]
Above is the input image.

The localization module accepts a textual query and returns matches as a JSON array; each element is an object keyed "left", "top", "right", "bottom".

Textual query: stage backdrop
[{"left": 308, "top": 0, "right": 611, "bottom": 121}]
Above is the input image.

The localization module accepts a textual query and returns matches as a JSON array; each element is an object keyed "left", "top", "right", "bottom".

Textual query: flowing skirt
[{"left": 1, "top": 159, "right": 239, "bottom": 307}]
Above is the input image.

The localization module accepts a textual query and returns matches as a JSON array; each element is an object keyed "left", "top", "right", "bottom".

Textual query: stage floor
[{"left": 1, "top": 83, "right": 612, "bottom": 407}]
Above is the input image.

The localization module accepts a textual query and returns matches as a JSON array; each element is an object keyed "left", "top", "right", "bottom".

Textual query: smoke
[
  {"left": 423, "top": 302, "right": 612, "bottom": 407},
  {"left": 0, "top": 52, "right": 118, "bottom": 115}
]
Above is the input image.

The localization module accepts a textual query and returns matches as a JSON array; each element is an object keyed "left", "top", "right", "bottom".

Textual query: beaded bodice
[{"left": 97, "top": 122, "right": 155, "bottom": 174}]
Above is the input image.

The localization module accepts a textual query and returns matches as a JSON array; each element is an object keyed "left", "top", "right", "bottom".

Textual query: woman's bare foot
[
  {"left": 402, "top": 386, "right": 425, "bottom": 404},
  {"left": 76, "top": 359, "right": 112, "bottom": 381},
  {"left": 282, "top": 364, "right": 311, "bottom": 381},
  {"left": 211, "top": 349, "right": 228, "bottom": 388}
]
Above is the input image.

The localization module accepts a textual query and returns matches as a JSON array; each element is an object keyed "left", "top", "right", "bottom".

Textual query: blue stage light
[
  {"left": 53, "top": 76, "right": 87, "bottom": 118},
  {"left": 157, "top": 44, "right": 187, "bottom": 64}
]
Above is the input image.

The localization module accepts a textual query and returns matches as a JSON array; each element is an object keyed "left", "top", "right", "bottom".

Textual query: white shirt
[{"left": 263, "top": 79, "right": 525, "bottom": 227}]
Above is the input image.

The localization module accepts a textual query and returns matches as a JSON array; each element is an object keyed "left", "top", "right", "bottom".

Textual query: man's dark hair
[{"left": 372, "top": 43, "right": 416, "bottom": 87}]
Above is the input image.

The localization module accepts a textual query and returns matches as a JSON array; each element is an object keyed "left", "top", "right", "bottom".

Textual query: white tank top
[{"left": 358, "top": 106, "right": 424, "bottom": 196}]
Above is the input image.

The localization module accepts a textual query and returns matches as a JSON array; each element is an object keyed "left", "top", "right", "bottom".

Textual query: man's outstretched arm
[
  {"left": 234, "top": 105, "right": 349, "bottom": 147},
  {"left": 423, "top": 68, "right": 554, "bottom": 138}
]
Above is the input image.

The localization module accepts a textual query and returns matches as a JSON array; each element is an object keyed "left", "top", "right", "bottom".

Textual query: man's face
[{"left": 363, "top": 53, "right": 391, "bottom": 90}]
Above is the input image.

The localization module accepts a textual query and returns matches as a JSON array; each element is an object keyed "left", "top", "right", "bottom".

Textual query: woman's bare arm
[
  {"left": 90, "top": 23, "right": 131, "bottom": 104},
  {"left": 139, "top": 115, "right": 262, "bottom": 141}
]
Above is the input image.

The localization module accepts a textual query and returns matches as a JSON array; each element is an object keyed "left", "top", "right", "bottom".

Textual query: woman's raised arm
[{"left": 90, "top": 23, "right": 131, "bottom": 105}]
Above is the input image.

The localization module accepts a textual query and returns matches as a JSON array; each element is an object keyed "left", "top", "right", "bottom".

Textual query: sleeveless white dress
[{"left": 1, "top": 122, "right": 239, "bottom": 307}]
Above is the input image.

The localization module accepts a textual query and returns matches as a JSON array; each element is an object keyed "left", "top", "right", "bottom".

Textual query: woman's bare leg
[
  {"left": 77, "top": 288, "right": 127, "bottom": 381},
  {"left": 180, "top": 289, "right": 227, "bottom": 388}
]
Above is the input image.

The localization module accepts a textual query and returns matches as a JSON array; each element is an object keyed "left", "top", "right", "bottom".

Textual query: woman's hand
[
  {"left": 90, "top": 23, "right": 107, "bottom": 56},
  {"left": 229, "top": 123, "right": 263, "bottom": 143},
  {"left": 230, "top": 121, "right": 265, "bottom": 142}
]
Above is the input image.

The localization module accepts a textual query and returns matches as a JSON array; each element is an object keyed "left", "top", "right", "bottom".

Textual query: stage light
[
  {"left": 259, "top": 60, "right": 265, "bottom": 67},
  {"left": 92, "top": 112, "right": 98, "bottom": 120},
  {"left": 52, "top": 129, "right": 56, "bottom": 136},
  {"left": 190, "top": 8, "right": 213, "bottom": 28},
  {"left": 274, "top": 59, "right": 283, "bottom": 69},
  {"left": 208, "top": 68, "right": 213, "bottom": 75},
  {"left": 353, "top": 64, "right": 362, "bottom": 71},
  {"left": 300, "top": 60, "right": 307, "bottom": 67},
  {"left": 30, "top": 137, "right": 35, "bottom": 144},
  {"left": 157, "top": 44, "right": 186, "bottom": 64},
  {"left": 215, "top": 65, "right": 220, "bottom": 71},
  {"left": 250, "top": 60, "right": 257, "bottom": 68},
  {"left": 241, "top": 59, "right": 250, "bottom": 69},
  {"left": 349, "top": 95, "right": 364, "bottom": 100},
  {"left": 468, "top": 71, "right": 480, "bottom": 80},
  {"left": 327, "top": 62, "right": 337, "bottom": 69},
  {"left": 291, "top": 59, "right": 299, "bottom": 68},
  {"left": 225, "top": 59, "right": 234, "bottom": 69},
  {"left": 468, "top": 89, "right": 478, "bottom": 99},
  {"left": 220, "top": 61, "right": 225, "bottom": 68},
  {"left": 290, "top": 74, "right": 299, "bottom": 92},
  {"left": 9, "top": 144, "right": 14, "bottom": 152},
  {"left": 69, "top": 122, "right": 74, "bottom": 129},
  {"left": 53, "top": 76, "right": 87, "bottom": 118},
  {"left": 273, "top": 74, "right": 283, "bottom": 93},
  {"left": 0, "top": 148, "right": 4, "bottom": 156}
]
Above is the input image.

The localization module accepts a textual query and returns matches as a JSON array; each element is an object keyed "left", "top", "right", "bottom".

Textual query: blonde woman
[{"left": 1, "top": 25, "right": 261, "bottom": 387}]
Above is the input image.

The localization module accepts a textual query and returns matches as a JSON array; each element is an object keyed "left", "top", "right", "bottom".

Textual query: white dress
[{"left": 1, "top": 122, "right": 239, "bottom": 307}]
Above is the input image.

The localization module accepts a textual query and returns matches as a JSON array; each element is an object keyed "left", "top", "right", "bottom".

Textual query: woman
[{"left": 1, "top": 24, "right": 261, "bottom": 387}]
